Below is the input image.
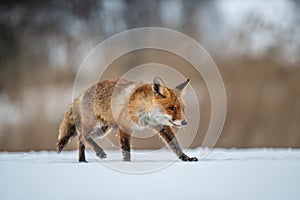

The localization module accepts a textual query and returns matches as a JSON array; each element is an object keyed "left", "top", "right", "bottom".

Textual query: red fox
[{"left": 57, "top": 77, "right": 198, "bottom": 162}]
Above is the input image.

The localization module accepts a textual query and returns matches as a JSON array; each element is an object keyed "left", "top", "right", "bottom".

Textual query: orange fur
[{"left": 57, "top": 77, "right": 198, "bottom": 162}]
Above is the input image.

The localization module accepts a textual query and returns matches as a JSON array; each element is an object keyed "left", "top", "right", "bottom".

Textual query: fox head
[{"left": 150, "top": 76, "right": 190, "bottom": 128}]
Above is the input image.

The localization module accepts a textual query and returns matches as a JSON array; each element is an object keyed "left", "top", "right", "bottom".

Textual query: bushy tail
[{"left": 57, "top": 104, "right": 77, "bottom": 153}]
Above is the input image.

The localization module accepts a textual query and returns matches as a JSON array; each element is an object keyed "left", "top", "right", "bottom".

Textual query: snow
[{"left": 0, "top": 148, "right": 300, "bottom": 200}]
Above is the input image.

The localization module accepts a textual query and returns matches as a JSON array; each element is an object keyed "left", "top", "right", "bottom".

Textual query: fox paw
[
  {"left": 123, "top": 157, "right": 131, "bottom": 162},
  {"left": 122, "top": 154, "right": 131, "bottom": 162},
  {"left": 96, "top": 152, "right": 107, "bottom": 159},
  {"left": 179, "top": 154, "right": 198, "bottom": 162}
]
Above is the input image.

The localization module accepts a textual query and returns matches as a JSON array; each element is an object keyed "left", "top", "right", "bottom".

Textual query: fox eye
[{"left": 168, "top": 106, "right": 176, "bottom": 111}]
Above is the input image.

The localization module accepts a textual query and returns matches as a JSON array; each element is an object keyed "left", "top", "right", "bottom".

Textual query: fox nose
[{"left": 181, "top": 120, "right": 188, "bottom": 126}]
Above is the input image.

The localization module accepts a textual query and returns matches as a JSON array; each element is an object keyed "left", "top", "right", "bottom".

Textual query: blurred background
[{"left": 0, "top": 0, "right": 300, "bottom": 151}]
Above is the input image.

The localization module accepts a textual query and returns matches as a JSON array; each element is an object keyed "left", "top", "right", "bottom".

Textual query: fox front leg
[
  {"left": 157, "top": 125, "right": 198, "bottom": 162},
  {"left": 119, "top": 129, "right": 131, "bottom": 161}
]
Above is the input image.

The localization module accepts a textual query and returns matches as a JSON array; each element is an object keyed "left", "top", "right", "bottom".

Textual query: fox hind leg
[
  {"left": 81, "top": 123, "right": 108, "bottom": 160},
  {"left": 85, "top": 137, "right": 107, "bottom": 159},
  {"left": 78, "top": 135, "right": 87, "bottom": 162},
  {"left": 57, "top": 124, "right": 76, "bottom": 153}
]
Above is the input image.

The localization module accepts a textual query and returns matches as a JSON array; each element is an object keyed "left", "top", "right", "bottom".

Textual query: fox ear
[
  {"left": 153, "top": 77, "right": 168, "bottom": 98},
  {"left": 175, "top": 79, "right": 190, "bottom": 95}
]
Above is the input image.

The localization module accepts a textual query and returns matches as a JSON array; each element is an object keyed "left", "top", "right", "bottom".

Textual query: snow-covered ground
[{"left": 1, "top": 148, "right": 300, "bottom": 200}]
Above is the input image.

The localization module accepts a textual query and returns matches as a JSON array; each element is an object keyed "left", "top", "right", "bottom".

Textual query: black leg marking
[
  {"left": 78, "top": 137, "right": 87, "bottom": 163},
  {"left": 119, "top": 130, "right": 131, "bottom": 161},
  {"left": 157, "top": 125, "right": 198, "bottom": 162},
  {"left": 179, "top": 154, "right": 198, "bottom": 161},
  {"left": 57, "top": 125, "right": 76, "bottom": 153}
]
